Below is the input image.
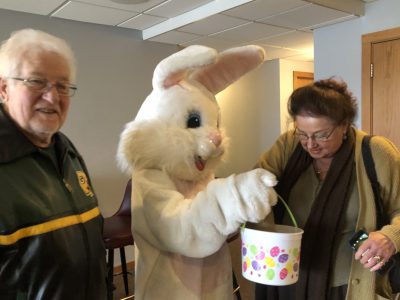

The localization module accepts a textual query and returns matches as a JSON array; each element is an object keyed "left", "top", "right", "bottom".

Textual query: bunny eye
[{"left": 187, "top": 112, "right": 201, "bottom": 128}]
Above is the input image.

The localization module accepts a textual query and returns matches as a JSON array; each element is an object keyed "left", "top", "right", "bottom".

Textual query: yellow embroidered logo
[{"left": 76, "top": 171, "right": 94, "bottom": 197}]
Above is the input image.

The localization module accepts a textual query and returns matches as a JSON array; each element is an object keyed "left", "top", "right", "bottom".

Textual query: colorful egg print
[
  {"left": 278, "top": 253, "right": 289, "bottom": 263},
  {"left": 265, "top": 256, "right": 275, "bottom": 267},
  {"left": 242, "top": 246, "right": 247, "bottom": 256},
  {"left": 250, "top": 245, "right": 258, "bottom": 255},
  {"left": 270, "top": 246, "right": 280, "bottom": 257},
  {"left": 246, "top": 257, "right": 251, "bottom": 267},
  {"left": 292, "top": 248, "right": 299, "bottom": 258},
  {"left": 286, "top": 262, "right": 293, "bottom": 273},
  {"left": 293, "top": 262, "right": 299, "bottom": 272},
  {"left": 252, "top": 260, "right": 261, "bottom": 271},
  {"left": 266, "top": 269, "right": 275, "bottom": 280},
  {"left": 256, "top": 251, "right": 265, "bottom": 260},
  {"left": 243, "top": 261, "right": 248, "bottom": 272},
  {"left": 280, "top": 268, "right": 288, "bottom": 280}
]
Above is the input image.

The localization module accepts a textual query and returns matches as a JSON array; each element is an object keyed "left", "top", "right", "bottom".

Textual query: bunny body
[{"left": 117, "top": 45, "right": 277, "bottom": 299}]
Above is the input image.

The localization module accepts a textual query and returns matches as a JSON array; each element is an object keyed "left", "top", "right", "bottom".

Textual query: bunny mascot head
[
  {"left": 118, "top": 45, "right": 267, "bottom": 181},
  {"left": 117, "top": 45, "right": 277, "bottom": 300}
]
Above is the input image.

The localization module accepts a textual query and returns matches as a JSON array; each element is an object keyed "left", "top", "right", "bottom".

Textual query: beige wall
[
  {"left": 216, "top": 59, "right": 313, "bottom": 177},
  {"left": 279, "top": 59, "right": 314, "bottom": 132}
]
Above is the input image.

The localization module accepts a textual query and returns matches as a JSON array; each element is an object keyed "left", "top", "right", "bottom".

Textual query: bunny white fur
[{"left": 117, "top": 45, "right": 277, "bottom": 300}]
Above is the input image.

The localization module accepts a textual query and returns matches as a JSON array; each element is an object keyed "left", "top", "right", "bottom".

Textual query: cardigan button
[{"left": 351, "top": 278, "right": 360, "bottom": 285}]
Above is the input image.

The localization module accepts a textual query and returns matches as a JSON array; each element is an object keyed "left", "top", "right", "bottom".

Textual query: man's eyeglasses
[
  {"left": 294, "top": 126, "right": 337, "bottom": 142},
  {"left": 10, "top": 77, "right": 77, "bottom": 97}
]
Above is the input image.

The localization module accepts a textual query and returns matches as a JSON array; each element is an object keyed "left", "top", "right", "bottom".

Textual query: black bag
[{"left": 362, "top": 135, "right": 400, "bottom": 293}]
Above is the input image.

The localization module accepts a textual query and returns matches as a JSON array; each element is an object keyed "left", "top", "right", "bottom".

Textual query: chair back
[{"left": 115, "top": 179, "right": 132, "bottom": 217}]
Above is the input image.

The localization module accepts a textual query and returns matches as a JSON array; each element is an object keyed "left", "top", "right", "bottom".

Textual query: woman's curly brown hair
[{"left": 288, "top": 77, "right": 358, "bottom": 125}]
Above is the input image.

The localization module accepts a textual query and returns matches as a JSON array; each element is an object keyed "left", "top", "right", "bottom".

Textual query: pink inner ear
[
  {"left": 163, "top": 70, "right": 188, "bottom": 88},
  {"left": 191, "top": 46, "right": 265, "bottom": 95}
]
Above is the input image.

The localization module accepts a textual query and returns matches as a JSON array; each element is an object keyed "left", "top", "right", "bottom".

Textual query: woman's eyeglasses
[
  {"left": 294, "top": 126, "right": 337, "bottom": 142},
  {"left": 10, "top": 77, "right": 77, "bottom": 97}
]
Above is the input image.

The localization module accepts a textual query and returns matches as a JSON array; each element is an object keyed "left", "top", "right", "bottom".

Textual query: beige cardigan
[{"left": 258, "top": 128, "right": 400, "bottom": 300}]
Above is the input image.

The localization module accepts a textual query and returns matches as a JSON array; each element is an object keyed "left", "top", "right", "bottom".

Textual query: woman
[
  {"left": 0, "top": 29, "right": 107, "bottom": 299},
  {"left": 255, "top": 78, "right": 400, "bottom": 300}
]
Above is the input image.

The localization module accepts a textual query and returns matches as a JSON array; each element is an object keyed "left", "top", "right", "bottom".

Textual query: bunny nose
[{"left": 209, "top": 132, "right": 222, "bottom": 147}]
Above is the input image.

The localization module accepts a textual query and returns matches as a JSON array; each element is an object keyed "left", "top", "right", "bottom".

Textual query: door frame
[
  {"left": 361, "top": 27, "right": 400, "bottom": 133},
  {"left": 293, "top": 71, "right": 314, "bottom": 90}
]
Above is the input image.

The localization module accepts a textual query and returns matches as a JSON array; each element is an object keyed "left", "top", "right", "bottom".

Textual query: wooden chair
[{"left": 103, "top": 179, "right": 134, "bottom": 300}]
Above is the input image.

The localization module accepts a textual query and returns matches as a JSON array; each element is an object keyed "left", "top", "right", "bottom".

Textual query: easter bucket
[{"left": 240, "top": 196, "right": 303, "bottom": 286}]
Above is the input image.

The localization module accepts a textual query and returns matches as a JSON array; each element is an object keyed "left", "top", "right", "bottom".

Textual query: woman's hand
[{"left": 354, "top": 231, "right": 396, "bottom": 272}]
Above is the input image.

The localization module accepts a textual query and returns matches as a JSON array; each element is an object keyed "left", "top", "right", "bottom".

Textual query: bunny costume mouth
[
  {"left": 194, "top": 147, "right": 224, "bottom": 171},
  {"left": 195, "top": 156, "right": 206, "bottom": 171}
]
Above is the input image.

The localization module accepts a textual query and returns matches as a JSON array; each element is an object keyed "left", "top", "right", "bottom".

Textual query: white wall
[
  {"left": 279, "top": 59, "right": 314, "bottom": 132},
  {"left": 216, "top": 58, "right": 313, "bottom": 177},
  {"left": 216, "top": 60, "right": 280, "bottom": 177},
  {"left": 313, "top": 0, "right": 400, "bottom": 127}
]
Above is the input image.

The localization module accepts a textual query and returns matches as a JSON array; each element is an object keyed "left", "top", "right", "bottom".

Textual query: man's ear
[{"left": 0, "top": 77, "right": 9, "bottom": 102}]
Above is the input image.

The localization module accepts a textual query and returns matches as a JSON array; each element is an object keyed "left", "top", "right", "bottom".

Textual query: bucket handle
[
  {"left": 241, "top": 194, "right": 298, "bottom": 229},
  {"left": 276, "top": 194, "right": 298, "bottom": 228}
]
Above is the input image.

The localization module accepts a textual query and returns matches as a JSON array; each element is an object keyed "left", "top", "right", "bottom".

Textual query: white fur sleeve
[{"left": 132, "top": 168, "right": 276, "bottom": 258}]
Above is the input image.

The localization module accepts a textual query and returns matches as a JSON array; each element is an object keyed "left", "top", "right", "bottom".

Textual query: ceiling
[{"left": 0, "top": 0, "right": 371, "bottom": 62}]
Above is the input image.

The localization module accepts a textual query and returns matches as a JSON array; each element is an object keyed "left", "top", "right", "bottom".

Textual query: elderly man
[{"left": 0, "top": 29, "right": 107, "bottom": 299}]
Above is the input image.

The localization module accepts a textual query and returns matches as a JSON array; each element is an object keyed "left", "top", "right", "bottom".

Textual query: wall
[
  {"left": 216, "top": 58, "right": 313, "bottom": 177},
  {"left": 313, "top": 0, "right": 400, "bottom": 127},
  {"left": 216, "top": 59, "right": 280, "bottom": 177},
  {"left": 279, "top": 59, "right": 314, "bottom": 132}
]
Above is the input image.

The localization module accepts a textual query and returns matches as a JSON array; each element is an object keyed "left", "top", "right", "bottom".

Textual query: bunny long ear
[
  {"left": 191, "top": 45, "right": 265, "bottom": 95},
  {"left": 152, "top": 45, "right": 218, "bottom": 90}
]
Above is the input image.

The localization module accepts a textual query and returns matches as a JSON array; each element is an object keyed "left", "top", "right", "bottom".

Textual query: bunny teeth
[{"left": 195, "top": 156, "right": 205, "bottom": 171}]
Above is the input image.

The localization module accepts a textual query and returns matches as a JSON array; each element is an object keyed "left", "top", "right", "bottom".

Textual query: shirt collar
[{"left": 0, "top": 103, "right": 75, "bottom": 163}]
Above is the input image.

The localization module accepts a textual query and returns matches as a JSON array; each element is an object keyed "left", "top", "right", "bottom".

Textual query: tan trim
[
  {"left": 293, "top": 71, "right": 314, "bottom": 90},
  {"left": 0, "top": 207, "right": 100, "bottom": 246}
]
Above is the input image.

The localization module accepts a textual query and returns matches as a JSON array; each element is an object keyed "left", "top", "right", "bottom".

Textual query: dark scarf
[{"left": 256, "top": 129, "right": 355, "bottom": 300}]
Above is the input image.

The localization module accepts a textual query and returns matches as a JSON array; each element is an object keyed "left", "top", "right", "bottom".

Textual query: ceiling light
[{"left": 110, "top": 0, "right": 150, "bottom": 4}]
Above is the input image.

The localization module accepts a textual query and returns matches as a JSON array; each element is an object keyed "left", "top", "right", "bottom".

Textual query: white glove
[
  {"left": 233, "top": 168, "right": 278, "bottom": 223},
  {"left": 176, "top": 168, "right": 278, "bottom": 245}
]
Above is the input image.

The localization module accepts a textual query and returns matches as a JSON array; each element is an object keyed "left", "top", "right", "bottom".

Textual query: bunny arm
[
  {"left": 131, "top": 168, "right": 274, "bottom": 258},
  {"left": 190, "top": 45, "right": 266, "bottom": 95}
]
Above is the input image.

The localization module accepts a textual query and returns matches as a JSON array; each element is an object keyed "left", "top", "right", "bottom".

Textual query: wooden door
[
  {"left": 293, "top": 71, "right": 314, "bottom": 90},
  {"left": 362, "top": 27, "right": 400, "bottom": 148}
]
